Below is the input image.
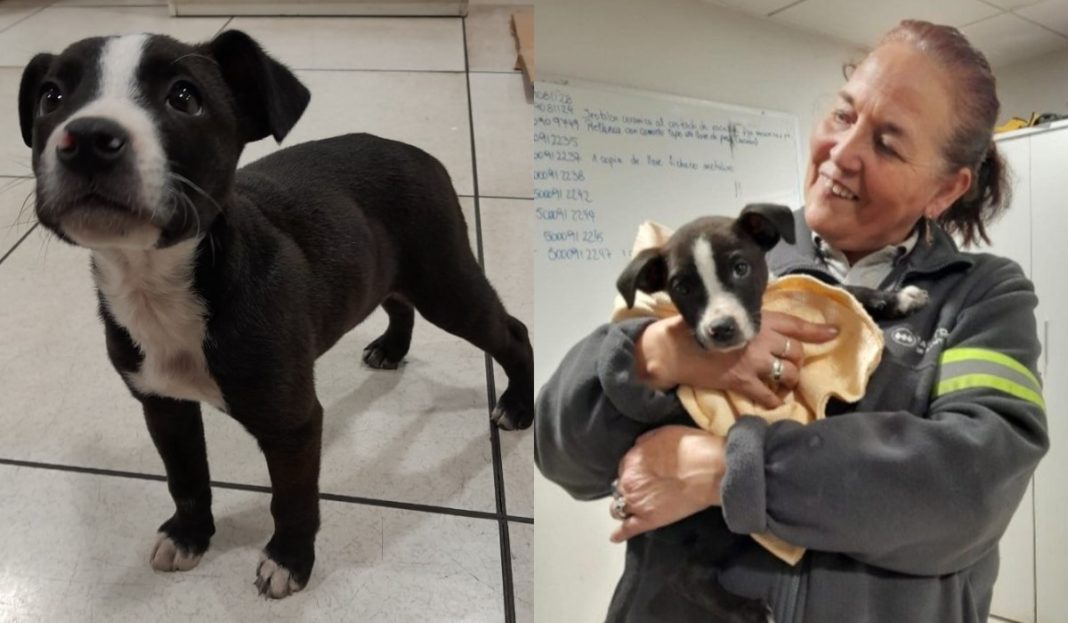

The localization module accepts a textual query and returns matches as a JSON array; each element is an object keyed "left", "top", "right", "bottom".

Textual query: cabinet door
[
  {"left": 988, "top": 135, "right": 1036, "bottom": 623},
  {"left": 1028, "top": 128, "right": 1068, "bottom": 622}
]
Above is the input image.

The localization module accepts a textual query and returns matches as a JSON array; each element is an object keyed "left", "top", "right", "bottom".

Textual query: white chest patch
[{"left": 93, "top": 239, "right": 225, "bottom": 410}]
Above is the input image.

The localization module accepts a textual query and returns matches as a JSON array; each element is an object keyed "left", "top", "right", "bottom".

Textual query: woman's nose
[{"left": 828, "top": 126, "right": 865, "bottom": 173}]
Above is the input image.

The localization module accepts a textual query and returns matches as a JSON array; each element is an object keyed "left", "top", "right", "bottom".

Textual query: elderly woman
[{"left": 535, "top": 20, "right": 1049, "bottom": 623}]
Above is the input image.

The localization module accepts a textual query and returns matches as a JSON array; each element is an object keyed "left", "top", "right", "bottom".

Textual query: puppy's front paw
[
  {"left": 149, "top": 514, "right": 213, "bottom": 572},
  {"left": 150, "top": 532, "right": 205, "bottom": 572},
  {"left": 895, "top": 285, "right": 929, "bottom": 314},
  {"left": 255, "top": 555, "right": 305, "bottom": 599}
]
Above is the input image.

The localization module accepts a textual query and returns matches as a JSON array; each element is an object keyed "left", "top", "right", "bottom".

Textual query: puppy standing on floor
[{"left": 19, "top": 30, "right": 533, "bottom": 598}]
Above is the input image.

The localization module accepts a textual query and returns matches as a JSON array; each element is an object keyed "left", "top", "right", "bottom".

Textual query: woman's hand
[
  {"left": 610, "top": 425, "right": 725, "bottom": 543},
  {"left": 634, "top": 311, "right": 838, "bottom": 408}
]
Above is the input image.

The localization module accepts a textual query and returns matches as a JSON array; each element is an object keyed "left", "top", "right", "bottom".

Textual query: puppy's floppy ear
[
  {"left": 617, "top": 248, "right": 668, "bottom": 309},
  {"left": 736, "top": 203, "right": 796, "bottom": 250},
  {"left": 209, "top": 30, "right": 310, "bottom": 143},
  {"left": 18, "top": 53, "right": 55, "bottom": 147}
]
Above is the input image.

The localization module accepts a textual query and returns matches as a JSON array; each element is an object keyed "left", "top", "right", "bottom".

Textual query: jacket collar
[{"left": 768, "top": 208, "right": 975, "bottom": 284}]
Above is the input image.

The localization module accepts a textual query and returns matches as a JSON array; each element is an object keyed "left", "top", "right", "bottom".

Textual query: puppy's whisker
[
  {"left": 171, "top": 181, "right": 202, "bottom": 241},
  {"left": 14, "top": 189, "right": 36, "bottom": 229},
  {"left": 170, "top": 172, "right": 221, "bottom": 213}
]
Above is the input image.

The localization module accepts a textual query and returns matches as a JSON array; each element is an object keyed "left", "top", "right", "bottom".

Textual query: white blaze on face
[
  {"left": 41, "top": 34, "right": 169, "bottom": 236},
  {"left": 692, "top": 237, "right": 756, "bottom": 349}
]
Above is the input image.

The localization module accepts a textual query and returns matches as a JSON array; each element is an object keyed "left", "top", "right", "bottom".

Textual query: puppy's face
[
  {"left": 617, "top": 204, "right": 796, "bottom": 351},
  {"left": 664, "top": 220, "right": 769, "bottom": 350},
  {"left": 19, "top": 31, "right": 309, "bottom": 250}
]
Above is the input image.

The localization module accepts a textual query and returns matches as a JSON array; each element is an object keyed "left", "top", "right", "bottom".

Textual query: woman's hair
[{"left": 856, "top": 20, "right": 1011, "bottom": 246}]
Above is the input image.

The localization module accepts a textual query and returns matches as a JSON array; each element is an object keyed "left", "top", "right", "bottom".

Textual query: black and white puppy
[
  {"left": 20, "top": 31, "right": 533, "bottom": 598},
  {"left": 615, "top": 203, "right": 926, "bottom": 622},
  {"left": 618, "top": 203, "right": 929, "bottom": 349}
]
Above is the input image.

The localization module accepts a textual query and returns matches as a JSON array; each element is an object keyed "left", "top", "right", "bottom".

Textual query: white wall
[
  {"left": 996, "top": 46, "right": 1068, "bottom": 122},
  {"left": 539, "top": 0, "right": 866, "bottom": 184},
  {"left": 535, "top": 1, "right": 864, "bottom": 621}
]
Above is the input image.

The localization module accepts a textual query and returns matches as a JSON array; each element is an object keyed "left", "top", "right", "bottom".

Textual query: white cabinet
[
  {"left": 1027, "top": 127, "right": 1068, "bottom": 623},
  {"left": 988, "top": 123, "right": 1068, "bottom": 623},
  {"left": 989, "top": 134, "right": 1036, "bottom": 623}
]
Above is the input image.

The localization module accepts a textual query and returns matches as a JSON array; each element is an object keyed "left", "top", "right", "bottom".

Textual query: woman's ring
[
  {"left": 779, "top": 338, "right": 792, "bottom": 358},
  {"left": 610, "top": 496, "right": 630, "bottom": 520},
  {"left": 770, "top": 357, "right": 784, "bottom": 384}
]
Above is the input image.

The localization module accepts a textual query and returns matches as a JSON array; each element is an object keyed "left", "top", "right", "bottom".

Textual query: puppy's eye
[
  {"left": 167, "top": 80, "right": 202, "bottom": 115},
  {"left": 732, "top": 261, "right": 750, "bottom": 278},
  {"left": 38, "top": 83, "right": 63, "bottom": 115},
  {"left": 672, "top": 279, "right": 693, "bottom": 296}
]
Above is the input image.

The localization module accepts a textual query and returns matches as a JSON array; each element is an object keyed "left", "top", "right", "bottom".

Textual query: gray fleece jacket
[{"left": 534, "top": 214, "right": 1050, "bottom": 623}]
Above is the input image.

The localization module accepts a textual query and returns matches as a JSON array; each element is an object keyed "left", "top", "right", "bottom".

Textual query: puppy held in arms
[
  {"left": 20, "top": 31, "right": 533, "bottom": 598},
  {"left": 613, "top": 203, "right": 927, "bottom": 622}
]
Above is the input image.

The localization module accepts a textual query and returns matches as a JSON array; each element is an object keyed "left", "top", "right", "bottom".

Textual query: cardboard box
[{"left": 511, "top": 9, "right": 533, "bottom": 87}]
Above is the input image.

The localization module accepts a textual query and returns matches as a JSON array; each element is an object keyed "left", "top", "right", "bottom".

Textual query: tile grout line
[
  {"left": 214, "top": 15, "right": 235, "bottom": 36},
  {"left": 0, "top": 456, "right": 535, "bottom": 523},
  {"left": 462, "top": 16, "right": 517, "bottom": 623},
  {"left": 0, "top": 3, "right": 52, "bottom": 37},
  {"left": 0, "top": 222, "right": 37, "bottom": 267}
]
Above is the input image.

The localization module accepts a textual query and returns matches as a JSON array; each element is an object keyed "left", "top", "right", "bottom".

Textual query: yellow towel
[{"left": 611, "top": 221, "right": 884, "bottom": 565}]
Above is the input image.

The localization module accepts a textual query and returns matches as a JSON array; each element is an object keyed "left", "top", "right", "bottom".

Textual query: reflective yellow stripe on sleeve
[{"left": 934, "top": 347, "right": 1045, "bottom": 410}]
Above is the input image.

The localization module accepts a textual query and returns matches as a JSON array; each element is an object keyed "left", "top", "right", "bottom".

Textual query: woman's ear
[{"left": 925, "top": 166, "right": 973, "bottom": 219}]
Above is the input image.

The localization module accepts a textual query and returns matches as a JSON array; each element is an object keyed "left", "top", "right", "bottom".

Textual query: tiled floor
[{"left": 0, "top": 2, "right": 533, "bottom": 622}]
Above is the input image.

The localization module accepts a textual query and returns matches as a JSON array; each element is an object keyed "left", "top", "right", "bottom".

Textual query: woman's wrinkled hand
[
  {"left": 610, "top": 425, "right": 725, "bottom": 543},
  {"left": 634, "top": 311, "right": 838, "bottom": 408}
]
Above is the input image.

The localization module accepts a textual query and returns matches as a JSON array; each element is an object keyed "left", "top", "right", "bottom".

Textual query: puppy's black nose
[
  {"left": 708, "top": 317, "right": 738, "bottom": 344},
  {"left": 56, "top": 117, "right": 129, "bottom": 172}
]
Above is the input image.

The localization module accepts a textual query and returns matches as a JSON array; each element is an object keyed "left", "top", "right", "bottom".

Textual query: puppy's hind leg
[
  {"left": 407, "top": 266, "right": 534, "bottom": 431},
  {"left": 363, "top": 295, "right": 415, "bottom": 370},
  {"left": 142, "top": 397, "right": 216, "bottom": 573}
]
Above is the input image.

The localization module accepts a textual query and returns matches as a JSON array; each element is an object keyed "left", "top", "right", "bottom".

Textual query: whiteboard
[{"left": 533, "top": 78, "right": 805, "bottom": 385}]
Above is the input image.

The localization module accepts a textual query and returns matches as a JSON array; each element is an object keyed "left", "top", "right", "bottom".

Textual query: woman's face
[{"left": 803, "top": 42, "right": 972, "bottom": 257}]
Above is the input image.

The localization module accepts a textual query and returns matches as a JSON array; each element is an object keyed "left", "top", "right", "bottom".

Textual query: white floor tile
[
  {"left": 228, "top": 16, "right": 465, "bottom": 71},
  {"left": 0, "top": 196, "right": 498, "bottom": 513},
  {"left": 240, "top": 70, "right": 475, "bottom": 196},
  {"left": 53, "top": 0, "right": 167, "bottom": 6},
  {"left": 0, "top": 464, "right": 504, "bottom": 622},
  {"left": 470, "top": 72, "right": 532, "bottom": 199},
  {"left": 0, "top": 4, "right": 40, "bottom": 33},
  {"left": 0, "top": 7, "right": 227, "bottom": 67},
  {"left": 0, "top": 177, "right": 34, "bottom": 257},
  {"left": 0, "top": 68, "right": 34, "bottom": 178},
  {"left": 510, "top": 521, "right": 533, "bottom": 623},
  {"left": 464, "top": 4, "right": 527, "bottom": 73},
  {"left": 481, "top": 198, "right": 533, "bottom": 518},
  {"left": 0, "top": 1, "right": 54, "bottom": 7}
]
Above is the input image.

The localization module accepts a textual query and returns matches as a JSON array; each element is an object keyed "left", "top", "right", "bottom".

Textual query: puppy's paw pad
[
  {"left": 895, "top": 286, "right": 929, "bottom": 313},
  {"left": 150, "top": 533, "right": 203, "bottom": 572},
  {"left": 255, "top": 556, "right": 303, "bottom": 599}
]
